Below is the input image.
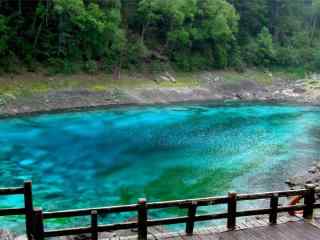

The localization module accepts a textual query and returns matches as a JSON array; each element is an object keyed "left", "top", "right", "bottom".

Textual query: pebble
[{"left": 308, "top": 167, "right": 317, "bottom": 174}]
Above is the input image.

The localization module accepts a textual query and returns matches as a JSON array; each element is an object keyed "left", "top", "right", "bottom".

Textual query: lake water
[{"left": 1, "top": 102, "right": 320, "bottom": 231}]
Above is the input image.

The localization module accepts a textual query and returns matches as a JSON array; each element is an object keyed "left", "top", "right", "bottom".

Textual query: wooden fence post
[
  {"left": 227, "top": 192, "right": 237, "bottom": 230},
  {"left": 24, "top": 181, "right": 34, "bottom": 240},
  {"left": 34, "top": 208, "right": 44, "bottom": 240},
  {"left": 137, "top": 198, "right": 148, "bottom": 240},
  {"left": 303, "top": 184, "right": 316, "bottom": 220},
  {"left": 269, "top": 193, "right": 279, "bottom": 225},
  {"left": 91, "top": 210, "right": 98, "bottom": 240},
  {"left": 185, "top": 201, "right": 197, "bottom": 235}
]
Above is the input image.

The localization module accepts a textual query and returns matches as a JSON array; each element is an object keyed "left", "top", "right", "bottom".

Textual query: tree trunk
[{"left": 18, "top": 0, "right": 22, "bottom": 15}]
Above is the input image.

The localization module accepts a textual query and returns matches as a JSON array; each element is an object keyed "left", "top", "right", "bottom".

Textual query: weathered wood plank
[{"left": 147, "top": 222, "right": 320, "bottom": 240}]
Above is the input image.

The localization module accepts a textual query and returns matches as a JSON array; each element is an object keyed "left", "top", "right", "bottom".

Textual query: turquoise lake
[{"left": 1, "top": 102, "right": 320, "bottom": 231}]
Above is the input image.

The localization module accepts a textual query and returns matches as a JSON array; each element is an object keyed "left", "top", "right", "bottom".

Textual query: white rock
[
  {"left": 0, "top": 230, "right": 15, "bottom": 240},
  {"left": 15, "top": 235, "right": 27, "bottom": 240}
]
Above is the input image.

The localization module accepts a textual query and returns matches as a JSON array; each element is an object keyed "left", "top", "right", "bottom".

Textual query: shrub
[
  {"left": 243, "top": 27, "right": 276, "bottom": 66},
  {"left": 47, "top": 58, "right": 82, "bottom": 75},
  {"left": 84, "top": 60, "right": 98, "bottom": 74},
  {"left": 311, "top": 47, "right": 320, "bottom": 71},
  {"left": 228, "top": 43, "right": 245, "bottom": 72}
]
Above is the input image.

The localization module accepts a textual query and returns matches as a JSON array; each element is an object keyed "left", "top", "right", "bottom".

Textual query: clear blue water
[{"left": 1, "top": 102, "right": 320, "bottom": 231}]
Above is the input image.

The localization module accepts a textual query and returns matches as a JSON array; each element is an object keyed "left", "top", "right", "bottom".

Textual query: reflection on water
[{"left": 0, "top": 102, "right": 320, "bottom": 230}]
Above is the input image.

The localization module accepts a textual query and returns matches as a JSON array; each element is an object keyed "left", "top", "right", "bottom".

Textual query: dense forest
[{"left": 1, "top": 0, "right": 320, "bottom": 75}]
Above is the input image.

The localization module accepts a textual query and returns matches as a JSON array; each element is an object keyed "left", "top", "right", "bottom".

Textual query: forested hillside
[{"left": 1, "top": 0, "right": 320, "bottom": 74}]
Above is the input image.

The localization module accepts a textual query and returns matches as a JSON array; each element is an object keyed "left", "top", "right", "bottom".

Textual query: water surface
[{"left": 1, "top": 102, "right": 320, "bottom": 230}]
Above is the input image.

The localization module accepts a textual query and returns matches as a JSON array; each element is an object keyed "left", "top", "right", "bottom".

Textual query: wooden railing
[
  {"left": 0, "top": 181, "right": 319, "bottom": 240},
  {"left": 0, "top": 181, "right": 34, "bottom": 240}
]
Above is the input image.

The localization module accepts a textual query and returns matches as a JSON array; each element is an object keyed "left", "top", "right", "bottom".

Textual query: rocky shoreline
[
  {"left": 1, "top": 73, "right": 320, "bottom": 117},
  {"left": 286, "top": 161, "right": 320, "bottom": 191}
]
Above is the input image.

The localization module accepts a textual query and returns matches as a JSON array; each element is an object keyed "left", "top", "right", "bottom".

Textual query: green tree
[
  {"left": 244, "top": 27, "right": 275, "bottom": 66},
  {"left": 256, "top": 27, "right": 275, "bottom": 65},
  {"left": 1, "top": 0, "right": 320, "bottom": 72},
  {"left": 229, "top": 0, "right": 267, "bottom": 43},
  {"left": 138, "top": 0, "right": 239, "bottom": 70},
  {"left": 0, "top": 15, "right": 9, "bottom": 56}
]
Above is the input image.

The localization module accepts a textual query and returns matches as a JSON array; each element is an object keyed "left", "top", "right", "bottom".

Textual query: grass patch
[
  {"left": 207, "top": 68, "right": 304, "bottom": 85},
  {"left": 0, "top": 71, "right": 200, "bottom": 98},
  {"left": 219, "top": 69, "right": 274, "bottom": 85},
  {"left": 159, "top": 72, "right": 199, "bottom": 87},
  {"left": 0, "top": 68, "right": 306, "bottom": 99}
]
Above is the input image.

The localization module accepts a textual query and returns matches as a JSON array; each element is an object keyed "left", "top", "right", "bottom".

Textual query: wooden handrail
[
  {"left": 0, "top": 208, "right": 25, "bottom": 216},
  {"left": 43, "top": 204, "right": 138, "bottom": 219},
  {"left": 0, "top": 187, "right": 24, "bottom": 195},
  {"left": 1, "top": 181, "right": 319, "bottom": 240}
]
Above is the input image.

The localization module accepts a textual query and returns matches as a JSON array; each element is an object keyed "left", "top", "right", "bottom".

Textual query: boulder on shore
[
  {"left": 285, "top": 161, "right": 320, "bottom": 193},
  {"left": 0, "top": 229, "right": 15, "bottom": 240}
]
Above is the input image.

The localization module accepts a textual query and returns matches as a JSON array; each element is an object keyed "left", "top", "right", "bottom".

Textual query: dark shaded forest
[{"left": 1, "top": 0, "right": 320, "bottom": 74}]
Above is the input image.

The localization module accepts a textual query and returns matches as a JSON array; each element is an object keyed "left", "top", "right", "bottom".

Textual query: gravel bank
[{"left": 0, "top": 76, "right": 320, "bottom": 117}]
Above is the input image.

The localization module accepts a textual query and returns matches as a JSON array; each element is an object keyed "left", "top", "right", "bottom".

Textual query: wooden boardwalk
[
  {"left": 104, "top": 216, "right": 320, "bottom": 240},
  {"left": 143, "top": 221, "right": 320, "bottom": 240}
]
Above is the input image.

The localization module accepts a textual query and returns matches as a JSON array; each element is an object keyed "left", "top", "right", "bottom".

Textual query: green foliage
[
  {"left": 125, "top": 40, "right": 149, "bottom": 67},
  {"left": 228, "top": 43, "right": 245, "bottom": 71},
  {"left": 138, "top": 0, "right": 239, "bottom": 69},
  {"left": 47, "top": 58, "right": 82, "bottom": 75},
  {"left": 1, "top": 0, "right": 320, "bottom": 72},
  {"left": 84, "top": 60, "right": 98, "bottom": 74},
  {"left": 312, "top": 47, "right": 320, "bottom": 70},
  {"left": 0, "top": 15, "right": 19, "bottom": 73},
  {"left": 0, "top": 15, "right": 9, "bottom": 56},
  {"left": 173, "top": 51, "right": 212, "bottom": 71},
  {"left": 230, "top": 0, "right": 267, "bottom": 43},
  {"left": 274, "top": 46, "right": 300, "bottom": 67},
  {"left": 244, "top": 27, "right": 275, "bottom": 66},
  {"left": 53, "top": 0, "right": 125, "bottom": 61},
  {"left": 255, "top": 27, "right": 276, "bottom": 66}
]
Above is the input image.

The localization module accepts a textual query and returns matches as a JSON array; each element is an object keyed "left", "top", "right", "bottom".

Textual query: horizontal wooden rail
[
  {"left": 43, "top": 204, "right": 138, "bottom": 219},
  {"left": 0, "top": 187, "right": 24, "bottom": 195},
  {"left": 0, "top": 207, "right": 25, "bottom": 216},
  {"left": 147, "top": 197, "right": 228, "bottom": 209},
  {"left": 98, "top": 222, "right": 138, "bottom": 231},
  {"left": 44, "top": 227, "right": 91, "bottom": 238},
  {"left": 192, "top": 213, "right": 229, "bottom": 222},
  {"left": 237, "top": 189, "right": 309, "bottom": 200},
  {"left": 148, "top": 216, "right": 190, "bottom": 226}
]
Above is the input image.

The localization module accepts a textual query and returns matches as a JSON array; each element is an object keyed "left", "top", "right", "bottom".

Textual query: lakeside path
[
  {"left": 3, "top": 217, "right": 320, "bottom": 240},
  {"left": 99, "top": 216, "right": 320, "bottom": 240},
  {"left": 0, "top": 71, "right": 320, "bottom": 117},
  {"left": 150, "top": 221, "right": 320, "bottom": 240}
]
